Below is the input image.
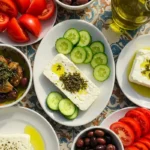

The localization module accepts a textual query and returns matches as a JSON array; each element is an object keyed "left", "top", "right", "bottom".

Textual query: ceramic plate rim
[
  {"left": 116, "top": 34, "right": 150, "bottom": 109},
  {"left": 33, "top": 19, "right": 115, "bottom": 126},
  {"left": 0, "top": 106, "right": 60, "bottom": 150}
]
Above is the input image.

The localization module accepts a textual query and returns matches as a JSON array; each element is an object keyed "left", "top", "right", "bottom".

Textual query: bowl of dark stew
[{"left": 0, "top": 44, "right": 32, "bottom": 108}]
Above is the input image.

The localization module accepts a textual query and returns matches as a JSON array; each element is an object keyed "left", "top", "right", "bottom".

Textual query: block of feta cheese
[
  {"left": 129, "top": 49, "right": 150, "bottom": 88},
  {"left": 43, "top": 54, "right": 101, "bottom": 111},
  {"left": 0, "top": 134, "right": 32, "bottom": 150}
]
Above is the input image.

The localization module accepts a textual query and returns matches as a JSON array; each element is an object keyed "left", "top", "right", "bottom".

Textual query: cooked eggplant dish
[{"left": 0, "top": 55, "right": 28, "bottom": 103}]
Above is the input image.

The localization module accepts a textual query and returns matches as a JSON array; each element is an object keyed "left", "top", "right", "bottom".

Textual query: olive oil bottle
[{"left": 111, "top": 0, "right": 150, "bottom": 30}]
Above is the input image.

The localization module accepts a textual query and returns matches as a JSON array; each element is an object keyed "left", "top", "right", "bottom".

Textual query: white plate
[
  {"left": 100, "top": 107, "right": 136, "bottom": 128},
  {"left": 0, "top": 5, "right": 57, "bottom": 47},
  {"left": 33, "top": 19, "right": 115, "bottom": 126},
  {"left": 116, "top": 34, "right": 150, "bottom": 109},
  {"left": 0, "top": 107, "right": 59, "bottom": 150}
]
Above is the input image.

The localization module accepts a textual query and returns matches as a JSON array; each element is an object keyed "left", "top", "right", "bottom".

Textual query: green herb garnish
[{"left": 59, "top": 72, "right": 87, "bottom": 93}]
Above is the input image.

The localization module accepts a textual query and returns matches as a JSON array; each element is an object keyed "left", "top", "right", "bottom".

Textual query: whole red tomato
[
  {"left": 7, "top": 18, "right": 29, "bottom": 43},
  {"left": 38, "top": 0, "right": 56, "bottom": 20},
  {"left": 0, "top": 0, "right": 18, "bottom": 17},
  {"left": 0, "top": 12, "right": 9, "bottom": 32},
  {"left": 26, "top": 0, "right": 47, "bottom": 16},
  {"left": 14, "top": 0, "right": 30, "bottom": 14},
  {"left": 19, "top": 14, "right": 41, "bottom": 37}
]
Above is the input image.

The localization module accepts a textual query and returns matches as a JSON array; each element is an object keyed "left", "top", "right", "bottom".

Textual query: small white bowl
[
  {"left": 56, "top": 0, "right": 94, "bottom": 10},
  {"left": 71, "top": 126, "right": 124, "bottom": 150},
  {"left": 0, "top": 44, "right": 32, "bottom": 108}
]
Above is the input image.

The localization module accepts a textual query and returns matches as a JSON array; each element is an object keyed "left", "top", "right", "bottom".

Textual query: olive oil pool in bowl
[{"left": 0, "top": 44, "right": 32, "bottom": 107}]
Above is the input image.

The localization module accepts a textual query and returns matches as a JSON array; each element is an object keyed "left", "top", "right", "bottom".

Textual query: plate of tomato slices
[
  {"left": 0, "top": 0, "right": 57, "bottom": 46},
  {"left": 100, "top": 107, "right": 150, "bottom": 150}
]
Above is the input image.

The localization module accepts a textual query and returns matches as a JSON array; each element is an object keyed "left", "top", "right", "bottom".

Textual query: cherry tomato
[
  {"left": 0, "top": 12, "right": 9, "bottom": 32},
  {"left": 110, "top": 122, "right": 135, "bottom": 147},
  {"left": 7, "top": 18, "right": 29, "bottom": 43},
  {"left": 18, "top": 14, "right": 41, "bottom": 37},
  {"left": 14, "top": 0, "right": 30, "bottom": 14},
  {"left": 139, "top": 138, "right": 150, "bottom": 149},
  {"left": 135, "top": 107, "right": 150, "bottom": 128},
  {"left": 145, "top": 134, "right": 150, "bottom": 140},
  {"left": 26, "top": 0, "right": 47, "bottom": 16},
  {"left": 38, "top": 0, "right": 55, "bottom": 20},
  {"left": 125, "top": 146, "right": 139, "bottom": 150},
  {"left": 119, "top": 117, "right": 142, "bottom": 140},
  {"left": 0, "top": 0, "right": 18, "bottom": 17},
  {"left": 125, "top": 109, "right": 150, "bottom": 136},
  {"left": 134, "top": 142, "right": 149, "bottom": 150}
]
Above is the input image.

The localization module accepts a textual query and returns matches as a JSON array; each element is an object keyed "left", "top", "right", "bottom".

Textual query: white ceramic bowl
[
  {"left": 56, "top": 0, "right": 94, "bottom": 10},
  {"left": 0, "top": 44, "right": 32, "bottom": 108},
  {"left": 71, "top": 126, "right": 124, "bottom": 150}
]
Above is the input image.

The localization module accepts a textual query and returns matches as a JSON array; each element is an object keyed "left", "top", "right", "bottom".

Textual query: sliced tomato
[
  {"left": 0, "top": 0, "right": 18, "bottom": 17},
  {"left": 125, "top": 109, "right": 150, "bottom": 136},
  {"left": 119, "top": 117, "right": 142, "bottom": 140},
  {"left": 18, "top": 14, "right": 41, "bottom": 37},
  {"left": 134, "top": 142, "right": 149, "bottom": 150},
  {"left": 110, "top": 122, "right": 135, "bottom": 147},
  {"left": 145, "top": 134, "right": 150, "bottom": 140},
  {"left": 26, "top": 0, "right": 47, "bottom": 16},
  {"left": 135, "top": 107, "right": 150, "bottom": 128},
  {"left": 125, "top": 146, "right": 139, "bottom": 150},
  {"left": 7, "top": 18, "right": 29, "bottom": 43},
  {"left": 38, "top": 0, "right": 55, "bottom": 20},
  {"left": 139, "top": 138, "right": 150, "bottom": 149},
  {"left": 0, "top": 12, "right": 9, "bottom": 32},
  {"left": 14, "top": 0, "right": 30, "bottom": 14}
]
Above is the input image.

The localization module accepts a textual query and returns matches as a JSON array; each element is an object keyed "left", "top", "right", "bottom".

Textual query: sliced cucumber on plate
[
  {"left": 94, "top": 65, "right": 110, "bottom": 82},
  {"left": 46, "top": 91, "right": 79, "bottom": 120},
  {"left": 90, "top": 41, "right": 105, "bottom": 54},
  {"left": 83, "top": 46, "right": 93, "bottom": 64},
  {"left": 64, "top": 28, "right": 80, "bottom": 45},
  {"left": 71, "top": 47, "right": 87, "bottom": 64},
  {"left": 91, "top": 53, "right": 108, "bottom": 68},
  {"left": 55, "top": 38, "right": 73, "bottom": 54}
]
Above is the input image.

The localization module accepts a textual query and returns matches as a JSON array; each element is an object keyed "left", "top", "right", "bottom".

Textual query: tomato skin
[
  {"left": 110, "top": 122, "right": 135, "bottom": 147},
  {"left": 135, "top": 107, "right": 150, "bottom": 128},
  {"left": 138, "top": 138, "right": 150, "bottom": 149},
  {"left": 125, "top": 146, "right": 139, "bottom": 150},
  {"left": 7, "top": 18, "right": 29, "bottom": 43},
  {"left": 125, "top": 109, "right": 150, "bottom": 136},
  {"left": 119, "top": 117, "right": 142, "bottom": 140},
  {"left": 19, "top": 14, "right": 41, "bottom": 37},
  {"left": 26, "top": 0, "right": 47, "bottom": 16},
  {"left": 14, "top": 0, "right": 30, "bottom": 14},
  {"left": 38, "top": 0, "right": 55, "bottom": 20},
  {"left": 0, "top": 12, "right": 9, "bottom": 32},
  {"left": 0, "top": 0, "right": 18, "bottom": 17},
  {"left": 145, "top": 134, "right": 150, "bottom": 140},
  {"left": 134, "top": 142, "right": 149, "bottom": 150}
]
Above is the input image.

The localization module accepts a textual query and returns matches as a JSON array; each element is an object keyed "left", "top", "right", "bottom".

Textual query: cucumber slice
[
  {"left": 71, "top": 47, "right": 86, "bottom": 64},
  {"left": 90, "top": 41, "right": 105, "bottom": 54},
  {"left": 46, "top": 92, "right": 63, "bottom": 111},
  {"left": 59, "top": 99, "right": 76, "bottom": 116},
  {"left": 77, "top": 30, "right": 91, "bottom": 47},
  {"left": 91, "top": 53, "right": 108, "bottom": 68},
  {"left": 55, "top": 38, "right": 73, "bottom": 54},
  {"left": 93, "top": 65, "right": 110, "bottom": 82},
  {"left": 64, "top": 28, "right": 80, "bottom": 45},
  {"left": 66, "top": 107, "right": 79, "bottom": 120},
  {"left": 83, "top": 46, "right": 93, "bottom": 64}
]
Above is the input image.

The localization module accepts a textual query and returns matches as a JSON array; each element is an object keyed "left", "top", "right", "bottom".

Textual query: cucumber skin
[
  {"left": 63, "top": 28, "right": 80, "bottom": 45},
  {"left": 65, "top": 107, "right": 79, "bottom": 120},
  {"left": 93, "top": 65, "right": 111, "bottom": 82},
  {"left": 55, "top": 38, "right": 73, "bottom": 55},
  {"left": 90, "top": 41, "right": 105, "bottom": 54},
  {"left": 46, "top": 91, "right": 63, "bottom": 111},
  {"left": 83, "top": 46, "right": 93, "bottom": 64}
]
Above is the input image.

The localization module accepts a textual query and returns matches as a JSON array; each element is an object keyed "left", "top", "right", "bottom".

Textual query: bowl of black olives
[{"left": 72, "top": 126, "right": 123, "bottom": 150}]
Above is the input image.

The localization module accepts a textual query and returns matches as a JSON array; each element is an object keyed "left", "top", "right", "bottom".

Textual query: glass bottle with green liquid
[{"left": 111, "top": 0, "right": 150, "bottom": 30}]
